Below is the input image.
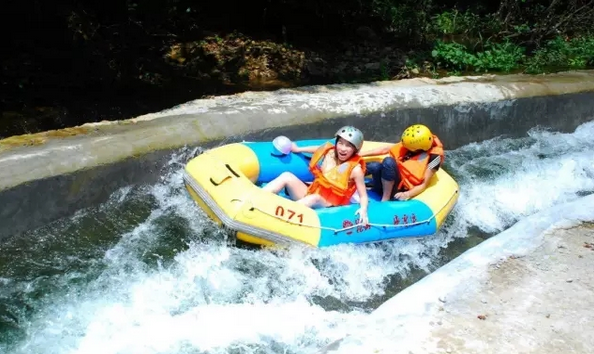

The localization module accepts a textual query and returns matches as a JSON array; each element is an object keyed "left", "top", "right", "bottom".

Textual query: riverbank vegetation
[{"left": 2, "top": 0, "right": 593, "bottom": 137}]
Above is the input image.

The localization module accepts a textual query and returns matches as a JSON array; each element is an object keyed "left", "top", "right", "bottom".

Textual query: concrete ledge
[
  {"left": 1, "top": 70, "right": 594, "bottom": 240},
  {"left": 319, "top": 194, "right": 594, "bottom": 354}
]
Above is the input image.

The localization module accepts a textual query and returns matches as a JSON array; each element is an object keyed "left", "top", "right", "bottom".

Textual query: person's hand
[
  {"left": 355, "top": 208, "right": 369, "bottom": 225},
  {"left": 394, "top": 191, "right": 411, "bottom": 201},
  {"left": 290, "top": 142, "right": 300, "bottom": 153}
]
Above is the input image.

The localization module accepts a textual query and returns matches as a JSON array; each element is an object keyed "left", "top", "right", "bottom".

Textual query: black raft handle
[
  {"left": 225, "top": 164, "right": 240, "bottom": 177},
  {"left": 209, "top": 178, "right": 220, "bottom": 186},
  {"left": 209, "top": 164, "right": 240, "bottom": 186}
]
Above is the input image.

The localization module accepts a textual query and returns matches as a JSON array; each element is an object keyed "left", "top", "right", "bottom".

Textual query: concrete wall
[{"left": 1, "top": 70, "right": 594, "bottom": 241}]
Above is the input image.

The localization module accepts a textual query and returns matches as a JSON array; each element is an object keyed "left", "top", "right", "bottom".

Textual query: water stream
[{"left": 1, "top": 120, "right": 593, "bottom": 354}]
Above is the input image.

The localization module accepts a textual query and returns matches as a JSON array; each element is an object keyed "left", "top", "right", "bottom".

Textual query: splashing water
[{"left": 0, "top": 121, "right": 593, "bottom": 354}]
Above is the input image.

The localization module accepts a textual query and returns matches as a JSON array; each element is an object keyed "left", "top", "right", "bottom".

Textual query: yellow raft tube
[{"left": 183, "top": 138, "right": 459, "bottom": 248}]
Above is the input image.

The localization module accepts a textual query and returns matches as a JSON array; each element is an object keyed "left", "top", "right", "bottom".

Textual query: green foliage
[
  {"left": 430, "top": 10, "right": 481, "bottom": 36},
  {"left": 475, "top": 42, "right": 525, "bottom": 72},
  {"left": 525, "top": 36, "right": 594, "bottom": 74},
  {"left": 370, "top": 0, "right": 432, "bottom": 43},
  {"left": 431, "top": 41, "right": 473, "bottom": 71},
  {"left": 426, "top": 33, "right": 594, "bottom": 77},
  {"left": 379, "top": 60, "right": 390, "bottom": 80},
  {"left": 419, "top": 2, "right": 594, "bottom": 77},
  {"left": 431, "top": 40, "right": 524, "bottom": 73}
]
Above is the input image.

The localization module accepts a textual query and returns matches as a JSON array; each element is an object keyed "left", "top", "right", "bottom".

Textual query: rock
[
  {"left": 306, "top": 61, "right": 326, "bottom": 77},
  {"left": 356, "top": 26, "right": 377, "bottom": 41},
  {"left": 381, "top": 47, "right": 393, "bottom": 55},
  {"left": 364, "top": 62, "right": 381, "bottom": 70},
  {"left": 336, "top": 63, "right": 348, "bottom": 72},
  {"left": 312, "top": 57, "right": 326, "bottom": 64}
]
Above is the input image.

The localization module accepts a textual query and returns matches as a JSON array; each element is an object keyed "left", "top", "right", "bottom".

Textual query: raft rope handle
[{"left": 247, "top": 189, "right": 459, "bottom": 234}]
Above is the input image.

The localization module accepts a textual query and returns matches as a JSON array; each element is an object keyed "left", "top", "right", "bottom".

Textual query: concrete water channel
[{"left": 1, "top": 70, "right": 594, "bottom": 354}]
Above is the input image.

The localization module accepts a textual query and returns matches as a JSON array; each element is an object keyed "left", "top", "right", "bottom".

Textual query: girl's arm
[
  {"left": 291, "top": 143, "right": 319, "bottom": 154},
  {"left": 358, "top": 144, "right": 394, "bottom": 157},
  {"left": 351, "top": 165, "right": 369, "bottom": 225}
]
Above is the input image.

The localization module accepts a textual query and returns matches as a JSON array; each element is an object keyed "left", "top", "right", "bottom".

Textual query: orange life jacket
[
  {"left": 388, "top": 135, "right": 445, "bottom": 190},
  {"left": 306, "top": 142, "right": 366, "bottom": 206}
]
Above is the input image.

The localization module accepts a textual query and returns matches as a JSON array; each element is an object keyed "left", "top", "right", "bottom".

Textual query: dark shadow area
[
  {"left": 0, "top": 0, "right": 407, "bottom": 138},
  {"left": 2, "top": 0, "right": 593, "bottom": 138}
]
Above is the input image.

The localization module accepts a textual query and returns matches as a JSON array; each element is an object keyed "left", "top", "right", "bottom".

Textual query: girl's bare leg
[
  {"left": 262, "top": 172, "right": 309, "bottom": 201},
  {"left": 297, "top": 194, "right": 332, "bottom": 209}
]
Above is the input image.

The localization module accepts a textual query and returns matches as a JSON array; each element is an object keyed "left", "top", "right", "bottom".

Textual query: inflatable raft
[{"left": 183, "top": 139, "right": 459, "bottom": 248}]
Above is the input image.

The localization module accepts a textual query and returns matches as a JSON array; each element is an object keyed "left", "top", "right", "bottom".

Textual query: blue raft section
[{"left": 242, "top": 139, "right": 446, "bottom": 247}]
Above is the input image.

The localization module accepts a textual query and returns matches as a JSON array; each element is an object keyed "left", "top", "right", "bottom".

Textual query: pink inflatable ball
[{"left": 272, "top": 135, "right": 293, "bottom": 155}]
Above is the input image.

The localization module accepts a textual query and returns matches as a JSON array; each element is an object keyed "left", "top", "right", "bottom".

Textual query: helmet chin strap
[{"left": 334, "top": 137, "right": 339, "bottom": 160}]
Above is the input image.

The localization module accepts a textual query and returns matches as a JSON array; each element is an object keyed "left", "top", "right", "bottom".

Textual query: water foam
[{"left": 448, "top": 121, "right": 594, "bottom": 235}]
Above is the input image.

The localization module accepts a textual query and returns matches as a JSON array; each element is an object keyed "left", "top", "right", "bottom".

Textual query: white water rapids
[{"left": 0, "top": 120, "right": 593, "bottom": 354}]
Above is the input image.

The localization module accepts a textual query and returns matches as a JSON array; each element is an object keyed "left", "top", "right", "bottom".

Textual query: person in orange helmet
[{"left": 358, "top": 124, "right": 445, "bottom": 202}]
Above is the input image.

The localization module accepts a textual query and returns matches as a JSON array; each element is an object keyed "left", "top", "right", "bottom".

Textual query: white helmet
[{"left": 335, "top": 126, "right": 364, "bottom": 151}]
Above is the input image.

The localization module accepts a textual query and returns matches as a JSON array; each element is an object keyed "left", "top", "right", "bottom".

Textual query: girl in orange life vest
[
  {"left": 262, "top": 126, "right": 370, "bottom": 225},
  {"left": 358, "top": 124, "right": 445, "bottom": 202}
]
